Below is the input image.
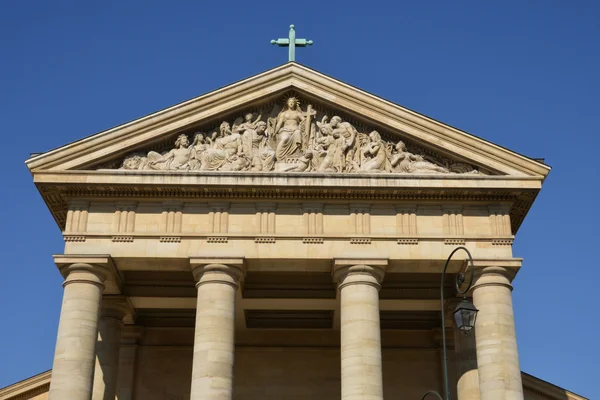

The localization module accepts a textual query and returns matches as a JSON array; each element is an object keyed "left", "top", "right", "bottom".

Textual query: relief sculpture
[{"left": 118, "top": 96, "right": 479, "bottom": 174}]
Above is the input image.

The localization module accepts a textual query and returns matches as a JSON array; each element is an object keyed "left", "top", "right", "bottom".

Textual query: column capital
[
  {"left": 333, "top": 258, "right": 387, "bottom": 289},
  {"left": 189, "top": 257, "right": 246, "bottom": 288},
  {"left": 121, "top": 325, "right": 145, "bottom": 345},
  {"left": 471, "top": 259, "right": 521, "bottom": 292},
  {"left": 101, "top": 295, "right": 135, "bottom": 322},
  {"left": 54, "top": 255, "right": 115, "bottom": 289}
]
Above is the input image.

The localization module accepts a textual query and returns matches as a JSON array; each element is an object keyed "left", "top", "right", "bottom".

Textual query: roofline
[
  {"left": 522, "top": 371, "right": 588, "bottom": 400},
  {"left": 25, "top": 63, "right": 293, "bottom": 166},
  {"left": 0, "top": 370, "right": 51, "bottom": 399},
  {"left": 25, "top": 62, "right": 550, "bottom": 178},
  {"left": 295, "top": 63, "right": 550, "bottom": 171}
]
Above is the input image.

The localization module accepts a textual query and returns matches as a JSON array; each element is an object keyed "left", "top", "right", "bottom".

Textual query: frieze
[
  {"left": 38, "top": 183, "right": 533, "bottom": 235},
  {"left": 109, "top": 95, "right": 480, "bottom": 175}
]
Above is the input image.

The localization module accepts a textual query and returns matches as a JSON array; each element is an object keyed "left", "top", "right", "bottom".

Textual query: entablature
[{"left": 35, "top": 170, "right": 539, "bottom": 235}]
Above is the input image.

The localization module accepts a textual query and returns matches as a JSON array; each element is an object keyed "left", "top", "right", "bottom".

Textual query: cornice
[
  {"left": 25, "top": 63, "right": 550, "bottom": 178},
  {"left": 25, "top": 63, "right": 294, "bottom": 172},
  {"left": 34, "top": 172, "right": 538, "bottom": 233},
  {"left": 0, "top": 370, "right": 50, "bottom": 400},
  {"left": 288, "top": 66, "right": 549, "bottom": 177},
  {"left": 522, "top": 372, "right": 588, "bottom": 400}
]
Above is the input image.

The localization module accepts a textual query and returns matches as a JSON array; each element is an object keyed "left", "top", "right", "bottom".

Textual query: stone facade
[{"left": 9, "top": 63, "right": 585, "bottom": 400}]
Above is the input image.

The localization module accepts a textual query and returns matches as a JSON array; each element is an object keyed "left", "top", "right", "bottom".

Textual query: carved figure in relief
[
  {"left": 115, "top": 95, "right": 480, "bottom": 175},
  {"left": 359, "top": 131, "right": 391, "bottom": 172},
  {"left": 233, "top": 113, "right": 262, "bottom": 134},
  {"left": 317, "top": 132, "right": 346, "bottom": 172},
  {"left": 121, "top": 153, "right": 149, "bottom": 170},
  {"left": 197, "top": 122, "right": 243, "bottom": 171},
  {"left": 214, "top": 122, "right": 243, "bottom": 156},
  {"left": 272, "top": 97, "right": 315, "bottom": 161},
  {"left": 247, "top": 121, "right": 275, "bottom": 172},
  {"left": 188, "top": 133, "right": 208, "bottom": 170},
  {"left": 146, "top": 134, "right": 191, "bottom": 170},
  {"left": 329, "top": 116, "right": 358, "bottom": 171},
  {"left": 390, "top": 141, "right": 450, "bottom": 174},
  {"left": 220, "top": 154, "right": 250, "bottom": 171}
]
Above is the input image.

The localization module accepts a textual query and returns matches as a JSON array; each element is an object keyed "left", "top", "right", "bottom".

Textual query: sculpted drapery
[{"left": 117, "top": 96, "right": 479, "bottom": 175}]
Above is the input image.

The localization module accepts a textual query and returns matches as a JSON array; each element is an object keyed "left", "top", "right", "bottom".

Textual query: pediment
[{"left": 26, "top": 63, "right": 549, "bottom": 178}]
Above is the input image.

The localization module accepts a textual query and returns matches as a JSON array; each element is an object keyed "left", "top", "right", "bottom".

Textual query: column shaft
[
  {"left": 116, "top": 345, "right": 138, "bottom": 400},
  {"left": 338, "top": 265, "right": 385, "bottom": 400},
  {"left": 92, "top": 301, "right": 127, "bottom": 400},
  {"left": 116, "top": 326, "right": 144, "bottom": 400},
  {"left": 190, "top": 263, "right": 243, "bottom": 400},
  {"left": 472, "top": 267, "right": 523, "bottom": 400},
  {"left": 48, "top": 263, "right": 107, "bottom": 400}
]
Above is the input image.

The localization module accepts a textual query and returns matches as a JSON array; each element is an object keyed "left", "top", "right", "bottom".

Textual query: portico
[
  {"left": 46, "top": 250, "right": 524, "bottom": 400},
  {"left": 25, "top": 63, "right": 552, "bottom": 400}
]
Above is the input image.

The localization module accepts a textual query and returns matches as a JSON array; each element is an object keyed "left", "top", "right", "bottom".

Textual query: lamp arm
[{"left": 440, "top": 246, "right": 476, "bottom": 400}]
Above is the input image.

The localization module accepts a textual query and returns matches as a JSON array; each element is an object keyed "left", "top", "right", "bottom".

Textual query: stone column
[
  {"left": 189, "top": 257, "right": 245, "bottom": 400},
  {"left": 472, "top": 265, "right": 523, "bottom": 400},
  {"left": 48, "top": 261, "right": 110, "bottom": 400},
  {"left": 453, "top": 300, "right": 480, "bottom": 400},
  {"left": 92, "top": 297, "right": 131, "bottom": 400},
  {"left": 334, "top": 259, "right": 387, "bottom": 400},
  {"left": 116, "top": 326, "right": 145, "bottom": 400}
]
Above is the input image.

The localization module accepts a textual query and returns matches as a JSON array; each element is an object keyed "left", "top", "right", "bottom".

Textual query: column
[
  {"left": 472, "top": 266, "right": 523, "bottom": 400},
  {"left": 48, "top": 261, "right": 110, "bottom": 400},
  {"left": 189, "top": 258, "right": 245, "bottom": 400},
  {"left": 334, "top": 259, "right": 387, "bottom": 400},
  {"left": 453, "top": 301, "right": 480, "bottom": 400},
  {"left": 92, "top": 297, "right": 131, "bottom": 400},
  {"left": 116, "top": 326, "right": 145, "bottom": 400}
]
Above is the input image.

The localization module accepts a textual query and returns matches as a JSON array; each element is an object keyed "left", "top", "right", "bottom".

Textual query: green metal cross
[{"left": 271, "top": 24, "right": 313, "bottom": 62}]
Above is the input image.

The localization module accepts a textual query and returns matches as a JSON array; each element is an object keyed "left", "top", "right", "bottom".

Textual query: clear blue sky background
[{"left": 1, "top": 1, "right": 598, "bottom": 397}]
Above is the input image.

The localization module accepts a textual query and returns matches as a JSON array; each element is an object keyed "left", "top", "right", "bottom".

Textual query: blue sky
[{"left": 1, "top": 1, "right": 598, "bottom": 397}]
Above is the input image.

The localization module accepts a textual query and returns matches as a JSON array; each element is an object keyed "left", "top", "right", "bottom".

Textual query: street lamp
[
  {"left": 453, "top": 297, "right": 478, "bottom": 335},
  {"left": 421, "top": 246, "right": 478, "bottom": 400}
]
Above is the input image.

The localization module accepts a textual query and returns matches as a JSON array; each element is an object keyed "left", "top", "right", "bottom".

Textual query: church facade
[{"left": 5, "top": 63, "right": 585, "bottom": 400}]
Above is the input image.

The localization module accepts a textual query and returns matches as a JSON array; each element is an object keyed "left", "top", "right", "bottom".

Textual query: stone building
[{"left": 2, "top": 63, "right": 586, "bottom": 399}]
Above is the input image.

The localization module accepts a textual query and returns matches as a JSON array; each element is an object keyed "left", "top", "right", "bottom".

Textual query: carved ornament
[{"left": 111, "top": 95, "right": 480, "bottom": 175}]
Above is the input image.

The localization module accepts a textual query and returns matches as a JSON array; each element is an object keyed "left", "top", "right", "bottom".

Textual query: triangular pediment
[{"left": 26, "top": 63, "right": 549, "bottom": 178}]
